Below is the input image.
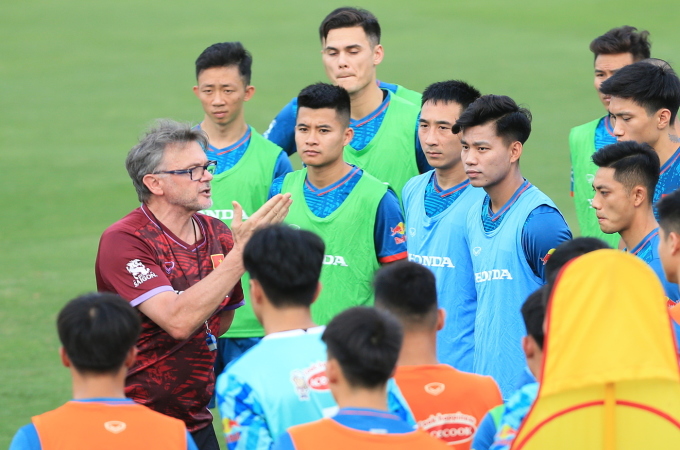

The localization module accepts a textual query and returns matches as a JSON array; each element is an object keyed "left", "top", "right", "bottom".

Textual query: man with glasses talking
[{"left": 95, "top": 120, "right": 291, "bottom": 450}]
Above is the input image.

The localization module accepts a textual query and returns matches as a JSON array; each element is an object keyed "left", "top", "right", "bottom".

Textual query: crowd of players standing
[{"left": 10, "top": 6, "right": 680, "bottom": 450}]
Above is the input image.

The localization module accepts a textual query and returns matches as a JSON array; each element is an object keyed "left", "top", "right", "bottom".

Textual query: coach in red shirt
[{"left": 95, "top": 119, "right": 291, "bottom": 450}]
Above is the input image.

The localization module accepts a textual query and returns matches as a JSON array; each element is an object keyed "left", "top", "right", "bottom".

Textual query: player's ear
[
  {"left": 244, "top": 85, "right": 255, "bottom": 102},
  {"left": 143, "top": 174, "right": 164, "bottom": 197},
  {"left": 373, "top": 44, "right": 384, "bottom": 66},
  {"left": 670, "top": 231, "right": 680, "bottom": 255},
  {"left": 632, "top": 185, "right": 646, "bottom": 207},
  {"left": 124, "top": 347, "right": 138, "bottom": 368},
  {"left": 522, "top": 335, "right": 535, "bottom": 360},
  {"left": 436, "top": 308, "right": 446, "bottom": 331},
  {"left": 510, "top": 141, "right": 523, "bottom": 163},
  {"left": 343, "top": 126, "right": 354, "bottom": 146},
  {"left": 249, "top": 279, "right": 264, "bottom": 306},
  {"left": 59, "top": 347, "right": 71, "bottom": 368},
  {"left": 657, "top": 108, "right": 672, "bottom": 129},
  {"left": 192, "top": 85, "right": 200, "bottom": 98}
]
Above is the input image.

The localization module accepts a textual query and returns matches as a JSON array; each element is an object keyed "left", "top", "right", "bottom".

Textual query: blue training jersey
[
  {"left": 270, "top": 165, "right": 407, "bottom": 263},
  {"left": 654, "top": 147, "right": 680, "bottom": 218},
  {"left": 197, "top": 124, "right": 292, "bottom": 180},
  {"left": 216, "top": 327, "right": 414, "bottom": 450},
  {"left": 628, "top": 228, "right": 680, "bottom": 302},
  {"left": 403, "top": 171, "right": 485, "bottom": 371},
  {"left": 466, "top": 182, "right": 569, "bottom": 398}
]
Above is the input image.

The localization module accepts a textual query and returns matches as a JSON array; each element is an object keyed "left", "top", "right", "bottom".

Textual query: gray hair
[{"left": 125, "top": 119, "right": 208, "bottom": 202}]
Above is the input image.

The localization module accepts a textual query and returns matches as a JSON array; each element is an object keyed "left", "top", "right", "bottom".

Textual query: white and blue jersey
[
  {"left": 627, "top": 228, "right": 680, "bottom": 302},
  {"left": 216, "top": 327, "right": 414, "bottom": 450},
  {"left": 263, "top": 82, "right": 430, "bottom": 173},
  {"left": 466, "top": 181, "right": 571, "bottom": 398},
  {"left": 653, "top": 147, "right": 680, "bottom": 218},
  {"left": 270, "top": 165, "right": 407, "bottom": 263},
  {"left": 197, "top": 125, "right": 292, "bottom": 179},
  {"left": 402, "top": 172, "right": 485, "bottom": 371}
]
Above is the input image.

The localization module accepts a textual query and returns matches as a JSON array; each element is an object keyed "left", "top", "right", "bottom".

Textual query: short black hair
[
  {"left": 600, "top": 61, "right": 680, "bottom": 122},
  {"left": 657, "top": 188, "right": 680, "bottom": 236},
  {"left": 323, "top": 307, "right": 402, "bottom": 389},
  {"left": 452, "top": 94, "right": 532, "bottom": 145},
  {"left": 58, "top": 292, "right": 141, "bottom": 374},
  {"left": 195, "top": 42, "right": 252, "bottom": 85},
  {"left": 373, "top": 261, "right": 438, "bottom": 330},
  {"left": 421, "top": 80, "right": 481, "bottom": 109},
  {"left": 545, "top": 237, "right": 611, "bottom": 283},
  {"left": 297, "top": 82, "right": 351, "bottom": 127},
  {"left": 521, "top": 287, "right": 546, "bottom": 350},
  {"left": 592, "top": 140, "right": 660, "bottom": 197},
  {"left": 319, "top": 7, "right": 381, "bottom": 46},
  {"left": 589, "top": 26, "right": 651, "bottom": 61},
  {"left": 243, "top": 225, "right": 325, "bottom": 308}
]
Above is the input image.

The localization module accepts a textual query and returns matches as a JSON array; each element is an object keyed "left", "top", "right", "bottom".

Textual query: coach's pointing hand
[{"left": 231, "top": 193, "right": 293, "bottom": 247}]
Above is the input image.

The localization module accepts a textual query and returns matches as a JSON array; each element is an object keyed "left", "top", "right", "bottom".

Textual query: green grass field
[{"left": 2, "top": 0, "right": 679, "bottom": 445}]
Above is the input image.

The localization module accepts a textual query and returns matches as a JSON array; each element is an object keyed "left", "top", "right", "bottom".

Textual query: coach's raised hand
[{"left": 230, "top": 193, "right": 292, "bottom": 248}]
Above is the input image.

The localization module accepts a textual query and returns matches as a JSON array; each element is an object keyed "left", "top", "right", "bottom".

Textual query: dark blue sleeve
[
  {"left": 375, "top": 189, "right": 408, "bottom": 263},
  {"left": 521, "top": 205, "right": 573, "bottom": 281},
  {"left": 271, "top": 431, "right": 296, "bottom": 450},
  {"left": 471, "top": 411, "right": 498, "bottom": 450},
  {"left": 414, "top": 115, "right": 432, "bottom": 174},
  {"left": 263, "top": 98, "right": 298, "bottom": 156},
  {"left": 272, "top": 151, "right": 293, "bottom": 181},
  {"left": 268, "top": 175, "right": 286, "bottom": 200},
  {"left": 10, "top": 424, "right": 41, "bottom": 450}
]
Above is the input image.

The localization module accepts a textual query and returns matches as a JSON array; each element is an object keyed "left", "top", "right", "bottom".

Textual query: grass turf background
[{"left": 1, "top": 0, "right": 679, "bottom": 446}]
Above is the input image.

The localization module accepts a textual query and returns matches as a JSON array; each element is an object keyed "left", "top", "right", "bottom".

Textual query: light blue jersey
[
  {"left": 216, "top": 327, "right": 414, "bottom": 450},
  {"left": 402, "top": 172, "right": 485, "bottom": 371},
  {"left": 654, "top": 147, "right": 680, "bottom": 218},
  {"left": 628, "top": 228, "right": 680, "bottom": 302},
  {"left": 466, "top": 184, "right": 561, "bottom": 398}
]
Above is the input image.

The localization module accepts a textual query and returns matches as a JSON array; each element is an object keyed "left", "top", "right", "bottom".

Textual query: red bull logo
[{"left": 391, "top": 222, "right": 406, "bottom": 236}]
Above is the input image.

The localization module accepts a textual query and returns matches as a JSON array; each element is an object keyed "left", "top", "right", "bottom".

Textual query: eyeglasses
[{"left": 153, "top": 161, "right": 217, "bottom": 181}]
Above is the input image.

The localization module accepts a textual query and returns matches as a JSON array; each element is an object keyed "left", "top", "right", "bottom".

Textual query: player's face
[
  {"left": 321, "top": 26, "right": 383, "bottom": 96},
  {"left": 460, "top": 122, "right": 518, "bottom": 188},
  {"left": 658, "top": 227, "right": 678, "bottom": 284},
  {"left": 295, "top": 107, "right": 353, "bottom": 168},
  {"left": 158, "top": 141, "right": 213, "bottom": 212},
  {"left": 608, "top": 96, "right": 659, "bottom": 145},
  {"left": 193, "top": 66, "right": 253, "bottom": 127},
  {"left": 594, "top": 53, "right": 634, "bottom": 109},
  {"left": 591, "top": 167, "right": 635, "bottom": 234},
  {"left": 419, "top": 100, "right": 465, "bottom": 170}
]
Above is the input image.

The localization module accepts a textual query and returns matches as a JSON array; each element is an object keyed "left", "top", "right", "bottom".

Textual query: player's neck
[
  {"left": 349, "top": 81, "right": 383, "bottom": 121},
  {"left": 201, "top": 116, "right": 248, "bottom": 149},
  {"left": 397, "top": 331, "right": 438, "bottom": 366},
  {"left": 620, "top": 209, "right": 659, "bottom": 251},
  {"left": 485, "top": 169, "right": 525, "bottom": 214},
  {"left": 144, "top": 200, "right": 202, "bottom": 245},
  {"left": 306, "top": 160, "right": 353, "bottom": 189},
  {"left": 333, "top": 384, "right": 389, "bottom": 412},
  {"left": 654, "top": 130, "right": 680, "bottom": 166},
  {"left": 435, "top": 163, "right": 468, "bottom": 191},
  {"left": 261, "top": 305, "right": 317, "bottom": 336},
  {"left": 70, "top": 368, "right": 127, "bottom": 400}
]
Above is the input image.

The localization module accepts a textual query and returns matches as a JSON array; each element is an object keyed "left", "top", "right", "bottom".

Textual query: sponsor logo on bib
[
  {"left": 419, "top": 412, "right": 477, "bottom": 445},
  {"left": 475, "top": 269, "right": 513, "bottom": 282},
  {"left": 290, "top": 361, "right": 329, "bottom": 400}
]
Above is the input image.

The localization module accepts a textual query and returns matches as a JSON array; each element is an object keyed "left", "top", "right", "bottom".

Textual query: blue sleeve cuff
[
  {"left": 272, "top": 431, "right": 296, "bottom": 450},
  {"left": 269, "top": 175, "right": 286, "bottom": 200},
  {"left": 10, "top": 424, "right": 41, "bottom": 450},
  {"left": 521, "top": 205, "right": 573, "bottom": 281},
  {"left": 264, "top": 98, "right": 298, "bottom": 156},
  {"left": 375, "top": 189, "right": 408, "bottom": 262},
  {"left": 273, "top": 151, "right": 294, "bottom": 181}
]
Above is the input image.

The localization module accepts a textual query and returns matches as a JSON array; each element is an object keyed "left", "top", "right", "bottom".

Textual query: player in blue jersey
[
  {"left": 270, "top": 83, "right": 407, "bottom": 324},
  {"left": 570, "top": 26, "right": 651, "bottom": 245},
  {"left": 592, "top": 141, "right": 680, "bottom": 301},
  {"left": 263, "top": 7, "right": 429, "bottom": 180},
  {"left": 600, "top": 60, "right": 680, "bottom": 212},
  {"left": 193, "top": 43, "right": 293, "bottom": 403},
  {"left": 402, "top": 80, "right": 484, "bottom": 371},
  {"left": 216, "top": 226, "right": 413, "bottom": 450},
  {"left": 656, "top": 189, "right": 680, "bottom": 343},
  {"left": 274, "top": 307, "right": 444, "bottom": 450},
  {"left": 453, "top": 95, "right": 571, "bottom": 398}
]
